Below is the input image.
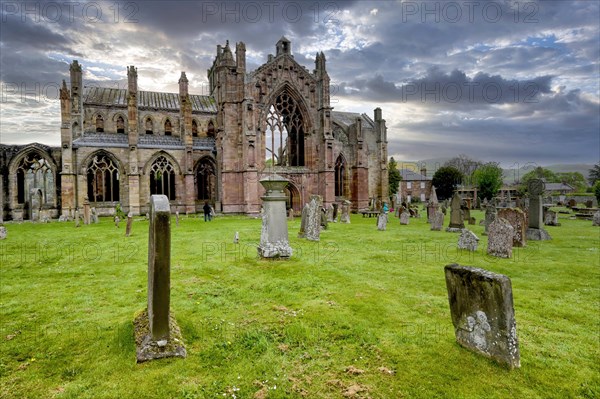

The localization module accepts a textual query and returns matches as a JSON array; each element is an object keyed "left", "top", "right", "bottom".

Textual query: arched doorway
[{"left": 284, "top": 182, "right": 301, "bottom": 213}]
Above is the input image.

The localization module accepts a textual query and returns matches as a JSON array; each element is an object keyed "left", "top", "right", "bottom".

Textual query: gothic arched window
[
  {"left": 207, "top": 121, "right": 215, "bottom": 138},
  {"left": 145, "top": 118, "right": 153, "bottom": 134},
  {"left": 150, "top": 156, "right": 176, "bottom": 200},
  {"left": 265, "top": 92, "right": 305, "bottom": 166},
  {"left": 196, "top": 158, "right": 216, "bottom": 201},
  {"left": 116, "top": 116, "right": 125, "bottom": 133},
  {"left": 335, "top": 154, "right": 346, "bottom": 197},
  {"left": 164, "top": 119, "right": 172, "bottom": 136},
  {"left": 96, "top": 115, "right": 104, "bottom": 132},
  {"left": 16, "top": 153, "right": 55, "bottom": 205},
  {"left": 86, "top": 153, "right": 120, "bottom": 202},
  {"left": 192, "top": 120, "right": 198, "bottom": 137}
]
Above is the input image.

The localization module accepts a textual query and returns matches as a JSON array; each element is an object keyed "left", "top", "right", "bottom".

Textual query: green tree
[
  {"left": 555, "top": 172, "right": 587, "bottom": 192},
  {"left": 594, "top": 181, "right": 600, "bottom": 203},
  {"left": 444, "top": 154, "right": 481, "bottom": 186},
  {"left": 589, "top": 163, "right": 600, "bottom": 186},
  {"left": 432, "top": 166, "right": 463, "bottom": 200},
  {"left": 388, "top": 157, "right": 401, "bottom": 197},
  {"left": 521, "top": 166, "right": 557, "bottom": 186},
  {"left": 473, "top": 162, "right": 504, "bottom": 201}
]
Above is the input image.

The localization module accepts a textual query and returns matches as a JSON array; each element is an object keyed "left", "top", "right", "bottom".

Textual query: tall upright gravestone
[
  {"left": 135, "top": 195, "right": 186, "bottom": 362},
  {"left": 445, "top": 264, "right": 520, "bottom": 369},
  {"left": 447, "top": 192, "right": 464, "bottom": 232},
  {"left": 258, "top": 175, "right": 293, "bottom": 258},
  {"left": 526, "top": 179, "right": 551, "bottom": 241}
]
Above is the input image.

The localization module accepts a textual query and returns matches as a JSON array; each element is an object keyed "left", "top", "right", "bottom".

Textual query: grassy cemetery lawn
[{"left": 0, "top": 210, "right": 598, "bottom": 398}]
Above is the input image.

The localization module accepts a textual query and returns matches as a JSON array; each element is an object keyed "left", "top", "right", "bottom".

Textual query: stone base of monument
[
  {"left": 257, "top": 241, "right": 293, "bottom": 258},
  {"left": 134, "top": 309, "right": 187, "bottom": 363},
  {"left": 445, "top": 227, "right": 462, "bottom": 233},
  {"left": 525, "top": 228, "right": 551, "bottom": 241}
]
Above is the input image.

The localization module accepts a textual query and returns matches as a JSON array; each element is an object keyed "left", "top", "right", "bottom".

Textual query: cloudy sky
[{"left": 1, "top": 0, "right": 598, "bottom": 167}]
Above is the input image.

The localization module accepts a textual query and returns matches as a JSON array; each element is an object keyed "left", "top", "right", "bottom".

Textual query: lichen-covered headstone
[
  {"left": 377, "top": 213, "right": 388, "bottom": 230},
  {"left": 430, "top": 210, "right": 444, "bottom": 231},
  {"left": 593, "top": 211, "right": 600, "bottom": 227},
  {"left": 487, "top": 218, "right": 514, "bottom": 258},
  {"left": 91, "top": 207, "right": 99, "bottom": 224},
  {"left": 320, "top": 207, "right": 329, "bottom": 230},
  {"left": 458, "top": 229, "right": 479, "bottom": 251},
  {"left": 447, "top": 192, "right": 464, "bottom": 232},
  {"left": 233, "top": 231, "right": 239, "bottom": 244},
  {"left": 340, "top": 200, "right": 351, "bottom": 223},
  {"left": 497, "top": 208, "right": 527, "bottom": 247},
  {"left": 544, "top": 210, "right": 560, "bottom": 226},
  {"left": 445, "top": 264, "right": 520, "bottom": 369},
  {"left": 526, "top": 179, "right": 551, "bottom": 240},
  {"left": 482, "top": 200, "right": 497, "bottom": 236},
  {"left": 400, "top": 212, "right": 409, "bottom": 225},
  {"left": 298, "top": 204, "right": 309, "bottom": 238},
  {"left": 135, "top": 194, "right": 186, "bottom": 363},
  {"left": 332, "top": 203, "right": 338, "bottom": 222},
  {"left": 305, "top": 195, "right": 322, "bottom": 241},
  {"left": 114, "top": 216, "right": 120, "bottom": 228},
  {"left": 427, "top": 186, "right": 439, "bottom": 222},
  {"left": 0, "top": 226, "right": 7, "bottom": 240}
]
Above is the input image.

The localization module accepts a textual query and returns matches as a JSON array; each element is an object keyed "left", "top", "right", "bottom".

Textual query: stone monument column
[
  {"left": 526, "top": 179, "right": 551, "bottom": 240},
  {"left": 258, "top": 174, "right": 293, "bottom": 258}
]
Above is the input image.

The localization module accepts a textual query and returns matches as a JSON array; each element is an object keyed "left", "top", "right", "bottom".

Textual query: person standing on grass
[{"left": 203, "top": 201, "right": 212, "bottom": 222}]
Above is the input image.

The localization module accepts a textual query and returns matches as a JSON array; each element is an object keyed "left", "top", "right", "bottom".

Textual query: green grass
[{"left": 0, "top": 210, "right": 598, "bottom": 398}]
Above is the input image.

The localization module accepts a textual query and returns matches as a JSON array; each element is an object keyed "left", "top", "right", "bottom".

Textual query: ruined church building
[{"left": 0, "top": 38, "right": 388, "bottom": 220}]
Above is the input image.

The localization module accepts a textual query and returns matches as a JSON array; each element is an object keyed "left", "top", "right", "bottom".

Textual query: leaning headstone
[
  {"left": 305, "top": 195, "right": 322, "bottom": 241},
  {"left": 526, "top": 179, "right": 551, "bottom": 240},
  {"left": 487, "top": 218, "right": 514, "bottom": 259},
  {"left": 447, "top": 192, "right": 464, "bottom": 232},
  {"left": 592, "top": 211, "right": 600, "bottom": 226},
  {"left": 258, "top": 175, "right": 293, "bottom": 257},
  {"left": 497, "top": 208, "right": 527, "bottom": 247},
  {"left": 458, "top": 229, "right": 479, "bottom": 251},
  {"left": 83, "top": 197, "right": 91, "bottom": 225},
  {"left": 114, "top": 216, "right": 120, "bottom": 228},
  {"left": 377, "top": 213, "right": 388, "bottom": 231},
  {"left": 400, "top": 212, "right": 409, "bottom": 225},
  {"left": 430, "top": 210, "right": 444, "bottom": 231},
  {"left": 135, "top": 195, "right": 186, "bottom": 363},
  {"left": 444, "top": 264, "right": 520, "bottom": 369},
  {"left": 544, "top": 210, "right": 560, "bottom": 226},
  {"left": 298, "top": 204, "right": 309, "bottom": 238},
  {"left": 125, "top": 212, "right": 133, "bottom": 237},
  {"left": 340, "top": 200, "right": 351, "bottom": 223},
  {"left": 0, "top": 226, "right": 7, "bottom": 240}
]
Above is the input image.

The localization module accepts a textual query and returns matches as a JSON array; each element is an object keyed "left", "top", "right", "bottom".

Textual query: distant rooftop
[{"left": 399, "top": 169, "right": 431, "bottom": 181}]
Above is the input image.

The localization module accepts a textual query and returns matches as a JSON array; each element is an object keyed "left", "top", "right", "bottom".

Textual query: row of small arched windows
[{"left": 95, "top": 115, "right": 215, "bottom": 137}]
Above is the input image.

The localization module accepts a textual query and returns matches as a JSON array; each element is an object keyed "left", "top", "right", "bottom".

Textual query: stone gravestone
[
  {"left": 458, "top": 229, "right": 479, "bottom": 252},
  {"left": 497, "top": 208, "right": 527, "bottom": 247},
  {"left": 0, "top": 226, "right": 7, "bottom": 240},
  {"left": 400, "top": 212, "right": 409, "bottom": 225},
  {"left": 298, "top": 204, "right": 309, "bottom": 238},
  {"left": 305, "top": 195, "right": 322, "bottom": 241},
  {"left": 175, "top": 211, "right": 180, "bottom": 227},
  {"left": 83, "top": 196, "right": 91, "bottom": 225},
  {"left": 444, "top": 264, "right": 520, "bottom": 369},
  {"left": 91, "top": 207, "right": 99, "bottom": 224},
  {"left": 257, "top": 174, "right": 293, "bottom": 257},
  {"left": 134, "top": 194, "right": 186, "bottom": 363},
  {"left": 487, "top": 218, "right": 514, "bottom": 259},
  {"left": 461, "top": 202, "right": 471, "bottom": 224},
  {"left": 287, "top": 208, "right": 294, "bottom": 220},
  {"left": 320, "top": 207, "right": 329, "bottom": 230},
  {"left": 447, "top": 192, "right": 464, "bottom": 232},
  {"left": 114, "top": 216, "right": 120, "bottom": 228},
  {"left": 482, "top": 200, "right": 497, "bottom": 236},
  {"left": 326, "top": 205, "right": 334, "bottom": 222},
  {"left": 427, "top": 186, "right": 439, "bottom": 222},
  {"left": 592, "top": 211, "right": 600, "bottom": 227},
  {"left": 30, "top": 188, "right": 42, "bottom": 222},
  {"left": 74, "top": 209, "right": 80, "bottom": 228},
  {"left": 430, "top": 210, "right": 444, "bottom": 231},
  {"left": 544, "top": 210, "right": 560, "bottom": 226},
  {"left": 332, "top": 203, "right": 338, "bottom": 222},
  {"left": 125, "top": 212, "right": 133, "bottom": 237},
  {"left": 340, "top": 200, "right": 351, "bottom": 223},
  {"left": 526, "top": 179, "right": 551, "bottom": 240},
  {"left": 233, "top": 232, "right": 239, "bottom": 244},
  {"left": 377, "top": 212, "right": 388, "bottom": 231}
]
